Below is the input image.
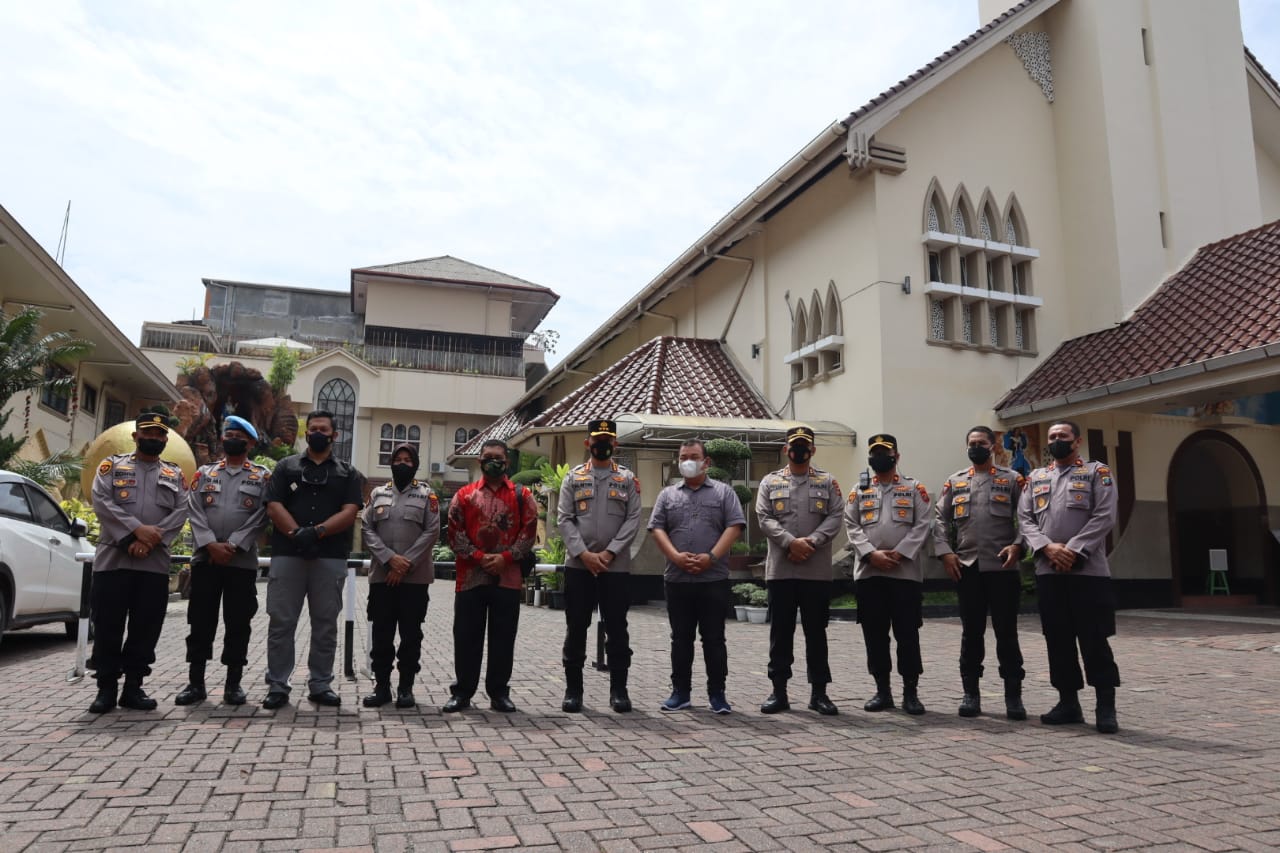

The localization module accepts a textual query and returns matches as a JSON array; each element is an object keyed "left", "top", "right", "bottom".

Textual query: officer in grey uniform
[
  {"left": 756, "top": 425, "right": 845, "bottom": 716},
  {"left": 933, "top": 425, "right": 1026, "bottom": 720},
  {"left": 843, "top": 433, "right": 933, "bottom": 715},
  {"left": 1017, "top": 419, "right": 1120, "bottom": 734},
  {"left": 176, "top": 416, "right": 271, "bottom": 706},
  {"left": 557, "top": 418, "right": 643, "bottom": 714},
  {"left": 360, "top": 442, "right": 440, "bottom": 709},
  {"left": 88, "top": 412, "right": 190, "bottom": 713}
]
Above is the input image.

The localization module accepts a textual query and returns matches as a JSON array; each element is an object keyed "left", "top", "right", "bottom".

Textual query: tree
[
  {"left": 268, "top": 344, "right": 299, "bottom": 394},
  {"left": 0, "top": 307, "right": 92, "bottom": 468}
]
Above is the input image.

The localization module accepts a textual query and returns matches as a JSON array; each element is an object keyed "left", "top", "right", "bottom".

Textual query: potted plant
[
  {"left": 743, "top": 587, "right": 770, "bottom": 623},
  {"left": 828, "top": 592, "right": 857, "bottom": 622},
  {"left": 731, "top": 583, "right": 757, "bottom": 621},
  {"left": 727, "top": 540, "right": 752, "bottom": 576},
  {"left": 541, "top": 569, "right": 565, "bottom": 609}
]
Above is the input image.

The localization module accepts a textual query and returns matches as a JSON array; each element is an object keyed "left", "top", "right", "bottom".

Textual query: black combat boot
[
  {"left": 562, "top": 669, "right": 583, "bottom": 713},
  {"left": 1004, "top": 680, "right": 1027, "bottom": 721},
  {"left": 609, "top": 670, "right": 632, "bottom": 713},
  {"left": 363, "top": 678, "right": 393, "bottom": 708},
  {"left": 761, "top": 681, "right": 790, "bottom": 714},
  {"left": 901, "top": 676, "right": 926, "bottom": 716},
  {"left": 120, "top": 678, "right": 157, "bottom": 711},
  {"left": 1095, "top": 686, "right": 1119, "bottom": 734},
  {"left": 396, "top": 674, "right": 416, "bottom": 709},
  {"left": 88, "top": 679, "right": 118, "bottom": 714},
  {"left": 223, "top": 665, "right": 247, "bottom": 705},
  {"left": 808, "top": 686, "right": 838, "bottom": 716},
  {"left": 958, "top": 676, "right": 981, "bottom": 718},
  {"left": 175, "top": 661, "right": 207, "bottom": 705},
  {"left": 864, "top": 674, "right": 895, "bottom": 712},
  {"left": 1040, "top": 689, "right": 1085, "bottom": 725}
]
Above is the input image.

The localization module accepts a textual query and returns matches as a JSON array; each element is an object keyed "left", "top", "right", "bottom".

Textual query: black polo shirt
[{"left": 266, "top": 453, "right": 365, "bottom": 558}]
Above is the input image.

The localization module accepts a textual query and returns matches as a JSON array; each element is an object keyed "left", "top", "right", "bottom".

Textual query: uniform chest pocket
[
  {"left": 767, "top": 487, "right": 790, "bottom": 513},
  {"left": 574, "top": 487, "right": 594, "bottom": 501},
  {"left": 1068, "top": 478, "right": 1092, "bottom": 510},
  {"left": 403, "top": 495, "right": 430, "bottom": 521},
  {"left": 989, "top": 489, "right": 1013, "bottom": 517},
  {"left": 858, "top": 492, "right": 881, "bottom": 524},
  {"left": 371, "top": 496, "right": 395, "bottom": 520},
  {"left": 605, "top": 487, "right": 629, "bottom": 517},
  {"left": 952, "top": 491, "right": 970, "bottom": 520},
  {"left": 157, "top": 477, "right": 183, "bottom": 507},
  {"left": 113, "top": 478, "right": 138, "bottom": 504},
  {"left": 808, "top": 488, "right": 830, "bottom": 514},
  {"left": 891, "top": 488, "right": 915, "bottom": 523}
]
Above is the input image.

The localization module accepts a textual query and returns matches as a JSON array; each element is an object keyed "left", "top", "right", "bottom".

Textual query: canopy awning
[
  {"left": 612, "top": 414, "right": 856, "bottom": 447},
  {"left": 234, "top": 336, "right": 314, "bottom": 353}
]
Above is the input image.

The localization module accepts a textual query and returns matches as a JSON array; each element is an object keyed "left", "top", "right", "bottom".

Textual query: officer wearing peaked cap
[
  {"left": 176, "top": 416, "right": 271, "bottom": 707},
  {"left": 88, "top": 412, "right": 191, "bottom": 713},
  {"left": 756, "top": 425, "right": 846, "bottom": 716},
  {"left": 557, "top": 418, "right": 642, "bottom": 713},
  {"left": 843, "top": 433, "right": 933, "bottom": 716}
]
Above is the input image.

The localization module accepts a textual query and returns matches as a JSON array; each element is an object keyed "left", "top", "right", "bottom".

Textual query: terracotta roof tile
[{"left": 997, "top": 219, "right": 1280, "bottom": 411}]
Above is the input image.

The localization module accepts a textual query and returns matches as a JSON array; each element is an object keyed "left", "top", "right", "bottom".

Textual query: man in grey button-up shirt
[
  {"left": 88, "top": 412, "right": 190, "bottom": 714},
  {"left": 361, "top": 443, "right": 440, "bottom": 709},
  {"left": 556, "top": 418, "right": 643, "bottom": 713},
  {"left": 933, "top": 425, "right": 1027, "bottom": 721},
  {"left": 176, "top": 416, "right": 271, "bottom": 707},
  {"left": 755, "top": 425, "right": 845, "bottom": 716},
  {"left": 1017, "top": 419, "right": 1120, "bottom": 734},
  {"left": 648, "top": 439, "right": 745, "bottom": 713}
]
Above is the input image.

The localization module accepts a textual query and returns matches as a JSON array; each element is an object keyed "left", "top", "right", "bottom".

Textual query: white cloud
[{"left": 2, "top": 0, "right": 1276, "bottom": 367}]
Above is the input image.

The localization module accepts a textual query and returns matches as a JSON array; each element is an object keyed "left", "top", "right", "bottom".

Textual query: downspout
[{"left": 709, "top": 249, "right": 755, "bottom": 341}]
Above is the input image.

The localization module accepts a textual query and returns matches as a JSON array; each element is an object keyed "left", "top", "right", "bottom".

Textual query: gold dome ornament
[{"left": 80, "top": 422, "right": 198, "bottom": 495}]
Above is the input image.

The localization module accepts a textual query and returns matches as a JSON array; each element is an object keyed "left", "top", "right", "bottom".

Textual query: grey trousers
[{"left": 264, "top": 557, "right": 347, "bottom": 695}]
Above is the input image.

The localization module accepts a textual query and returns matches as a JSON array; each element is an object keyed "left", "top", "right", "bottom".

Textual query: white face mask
[{"left": 678, "top": 459, "right": 702, "bottom": 479}]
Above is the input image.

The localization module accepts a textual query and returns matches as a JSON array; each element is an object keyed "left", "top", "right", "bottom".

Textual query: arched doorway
[{"left": 1167, "top": 430, "right": 1272, "bottom": 603}]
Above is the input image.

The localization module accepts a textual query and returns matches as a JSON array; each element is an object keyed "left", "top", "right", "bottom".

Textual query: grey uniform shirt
[
  {"left": 648, "top": 477, "right": 747, "bottom": 584},
  {"left": 187, "top": 460, "right": 271, "bottom": 570},
  {"left": 557, "top": 461, "right": 643, "bottom": 573},
  {"left": 756, "top": 465, "right": 845, "bottom": 581},
  {"left": 361, "top": 480, "right": 440, "bottom": 584},
  {"left": 1017, "top": 459, "right": 1118, "bottom": 577},
  {"left": 843, "top": 474, "right": 933, "bottom": 583},
  {"left": 91, "top": 453, "right": 189, "bottom": 575},
  {"left": 933, "top": 465, "right": 1025, "bottom": 573}
]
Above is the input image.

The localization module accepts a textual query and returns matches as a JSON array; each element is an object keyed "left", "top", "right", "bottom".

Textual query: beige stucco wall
[
  {"left": 363, "top": 278, "right": 512, "bottom": 337},
  {"left": 1256, "top": 142, "right": 1280, "bottom": 224}
]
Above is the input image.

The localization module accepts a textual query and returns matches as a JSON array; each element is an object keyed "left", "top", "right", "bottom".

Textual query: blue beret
[{"left": 222, "top": 416, "right": 258, "bottom": 440}]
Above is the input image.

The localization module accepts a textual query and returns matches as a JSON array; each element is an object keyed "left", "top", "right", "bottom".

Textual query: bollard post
[
  {"left": 68, "top": 555, "right": 94, "bottom": 683},
  {"left": 344, "top": 564, "right": 357, "bottom": 679},
  {"left": 593, "top": 608, "right": 609, "bottom": 671}
]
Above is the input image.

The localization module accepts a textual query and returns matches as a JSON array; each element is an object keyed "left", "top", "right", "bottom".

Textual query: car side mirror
[{"left": 70, "top": 519, "right": 88, "bottom": 539}]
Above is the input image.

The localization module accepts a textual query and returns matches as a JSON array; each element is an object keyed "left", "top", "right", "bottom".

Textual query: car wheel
[{"left": 0, "top": 588, "right": 9, "bottom": 648}]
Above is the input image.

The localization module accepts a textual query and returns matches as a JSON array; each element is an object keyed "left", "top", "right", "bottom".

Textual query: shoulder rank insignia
[
  {"left": 633, "top": 477, "right": 641, "bottom": 495},
  {"left": 98, "top": 459, "right": 112, "bottom": 476},
  {"left": 916, "top": 483, "right": 929, "bottom": 502}
]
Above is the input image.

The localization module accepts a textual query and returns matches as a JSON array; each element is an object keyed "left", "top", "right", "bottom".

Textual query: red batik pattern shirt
[{"left": 447, "top": 476, "right": 538, "bottom": 591}]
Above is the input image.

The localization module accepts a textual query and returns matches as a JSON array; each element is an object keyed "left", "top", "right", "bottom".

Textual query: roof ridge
[{"left": 650, "top": 337, "right": 669, "bottom": 412}]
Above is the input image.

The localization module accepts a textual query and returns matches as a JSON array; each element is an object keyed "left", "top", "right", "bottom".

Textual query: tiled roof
[
  {"left": 454, "top": 337, "right": 775, "bottom": 456},
  {"left": 996, "top": 219, "right": 1280, "bottom": 411},
  {"left": 354, "top": 255, "right": 552, "bottom": 293},
  {"left": 844, "top": 0, "right": 1047, "bottom": 124}
]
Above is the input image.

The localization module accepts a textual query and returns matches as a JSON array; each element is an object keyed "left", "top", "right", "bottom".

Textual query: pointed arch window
[
  {"left": 787, "top": 284, "right": 844, "bottom": 386},
  {"left": 454, "top": 428, "right": 469, "bottom": 451}
]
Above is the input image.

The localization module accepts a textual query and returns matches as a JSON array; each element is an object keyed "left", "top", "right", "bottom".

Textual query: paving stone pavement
[{"left": 2, "top": 578, "right": 1279, "bottom": 852}]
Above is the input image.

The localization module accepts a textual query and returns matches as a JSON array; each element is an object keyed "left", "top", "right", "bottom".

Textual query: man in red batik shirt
[{"left": 443, "top": 439, "right": 538, "bottom": 713}]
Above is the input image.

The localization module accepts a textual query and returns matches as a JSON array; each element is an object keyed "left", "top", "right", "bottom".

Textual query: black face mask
[
  {"left": 307, "top": 431, "right": 332, "bottom": 452},
  {"left": 967, "top": 446, "right": 992, "bottom": 465},
  {"left": 222, "top": 438, "right": 248, "bottom": 457},
  {"left": 391, "top": 463, "right": 416, "bottom": 489},
  {"left": 868, "top": 454, "right": 895, "bottom": 474},
  {"left": 589, "top": 441, "right": 614, "bottom": 461},
  {"left": 1048, "top": 439, "right": 1075, "bottom": 460},
  {"left": 787, "top": 446, "right": 812, "bottom": 465},
  {"left": 481, "top": 458, "right": 506, "bottom": 478},
  {"left": 137, "top": 438, "right": 166, "bottom": 457}
]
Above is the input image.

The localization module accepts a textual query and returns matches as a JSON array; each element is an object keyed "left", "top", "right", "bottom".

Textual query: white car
[{"left": 0, "top": 471, "right": 89, "bottom": 646}]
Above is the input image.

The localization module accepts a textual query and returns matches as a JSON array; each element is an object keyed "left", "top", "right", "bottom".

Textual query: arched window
[
  {"left": 454, "top": 428, "right": 469, "bottom": 451},
  {"left": 316, "top": 378, "right": 356, "bottom": 464},
  {"left": 378, "top": 423, "right": 394, "bottom": 466},
  {"left": 824, "top": 283, "right": 840, "bottom": 337},
  {"left": 468, "top": 429, "right": 479, "bottom": 440},
  {"left": 808, "top": 293, "right": 823, "bottom": 345},
  {"left": 394, "top": 424, "right": 407, "bottom": 442}
]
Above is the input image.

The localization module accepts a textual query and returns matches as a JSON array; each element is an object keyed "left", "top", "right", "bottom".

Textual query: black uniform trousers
[
  {"left": 185, "top": 561, "right": 259, "bottom": 667},
  {"left": 91, "top": 568, "right": 169, "bottom": 684},
  {"left": 450, "top": 584, "right": 521, "bottom": 700},
  {"left": 855, "top": 576, "right": 923, "bottom": 679},
  {"left": 766, "top": 579, "right": 832, "bottom": 686},
  {"left": 562, "top": 567, "right": 632, "bottom": 679},
  {"left": 665, "top": 579, "right": 730, "bottom": 695},
  {"left": 368, "top": 581, "right": 430, "bottom": 684},
  {"left": 956, "top": 565, "right": 1024, "bottom": 683},
  {"left": 1036, "top": 573, "right": 1120, "bottom": 691}
]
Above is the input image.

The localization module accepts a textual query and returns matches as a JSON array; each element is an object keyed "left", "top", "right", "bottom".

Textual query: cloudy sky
[{"left": 2, "top": 1, "right": 1277, "bottom": 366}]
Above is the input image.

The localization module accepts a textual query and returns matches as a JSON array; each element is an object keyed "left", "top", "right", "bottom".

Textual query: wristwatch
[{"left": 315, "top": 525, "right": 327, "bottom": 539}]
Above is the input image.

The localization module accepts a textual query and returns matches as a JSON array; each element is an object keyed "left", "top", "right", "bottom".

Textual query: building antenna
[{"left": 55, "top": 201, "right": 71, "bottom": 266}]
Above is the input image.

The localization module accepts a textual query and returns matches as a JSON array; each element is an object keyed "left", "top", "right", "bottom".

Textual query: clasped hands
[
  {"left": 1043, "top": 542, "right": 1079, "bottom": 572},
  {"left": 579, "top": 551, "right": 613, "bottom": 575},
  {"left": 127, "top": 524, "right": 163, "bottom": 559},
  {"left": 675, "top": 551, "right": 713, "bottom": 575}
]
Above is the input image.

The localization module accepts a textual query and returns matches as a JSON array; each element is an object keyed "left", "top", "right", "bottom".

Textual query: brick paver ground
[{"left": 2, "top": 579, "right": 1279, "bottom": 852}]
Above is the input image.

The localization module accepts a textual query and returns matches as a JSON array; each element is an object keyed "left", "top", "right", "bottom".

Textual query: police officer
[
  {"left": 175, "top": 416, "right": 271, "bottom": 706},
  {"left": 1017, "top": 420, "right": 1120, "bottom": 734},
  {"left": 556, "top": 418, "right": 643, "bottom": 714},
  {"left": 360, "top": 443, "right": 440, "bottom": 709},
  {"left": 756, "top": 425, "right": 845, "bottom": 716},
  {"left": 88, "top": 412, "right": 190, "bottom": 713},
  {"left": 261, "top": 410, "right": 365, "bottom": 709},
  {"left": 933, "top": 425, "right": 1027, "bottom": 720},
  {"left": 843, "top": 433, "right": 932, "bottom": 715}
]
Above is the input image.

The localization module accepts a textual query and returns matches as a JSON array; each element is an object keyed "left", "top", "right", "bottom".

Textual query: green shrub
[
  {"left": 729, "top": 541, "right": 750, "bottom": 555},
  {"left": 433, "top": 544, "right": 455, "bottom": 562},
  {"left": 731, "top": 583, "right": 757, "bottom": 605},
  {"left": 747, "top": 588, "right": 769, "bottom": 607},
  {"left": 510, "top": 469, "right": 543, "bottom": 487}
]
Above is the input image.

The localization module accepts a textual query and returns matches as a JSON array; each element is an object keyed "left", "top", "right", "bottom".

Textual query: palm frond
[{"left": 10, "top": 450, "right": 84, "bottom": 489}]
